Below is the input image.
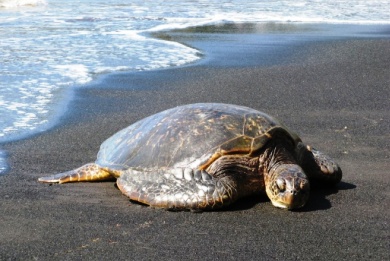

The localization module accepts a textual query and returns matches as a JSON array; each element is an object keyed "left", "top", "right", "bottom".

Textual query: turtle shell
[{"left": 96, "top": 103, "right": 300, "bottom": 171}]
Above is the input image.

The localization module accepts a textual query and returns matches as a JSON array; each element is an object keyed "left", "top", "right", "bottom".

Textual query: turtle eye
[{"left": 276, "top": 178, "right": 286, "bottom": 192}]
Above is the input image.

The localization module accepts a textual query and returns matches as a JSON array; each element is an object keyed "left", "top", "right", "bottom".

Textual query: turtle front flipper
[
  {"left": 117, "top": 168, "right": 238, "bottom": 211},
  {"left": 296, "top": 143, "right": 342, "bottom": 186},
  {"left": 38, "top": 163, "right": 113, "bottom": 184}
]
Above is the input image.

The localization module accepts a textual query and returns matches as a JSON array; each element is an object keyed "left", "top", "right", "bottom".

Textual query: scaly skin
[
  {"left": 296, "top": 142, "right": 342, "bottom": 186},
  {"left": 38, "top": 163, "right": 115, "bottom": 184},
  {"left": 117, "top": 168, "right": 238, "bottom": 210}
]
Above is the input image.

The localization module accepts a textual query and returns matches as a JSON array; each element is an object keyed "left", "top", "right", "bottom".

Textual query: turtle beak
[
  {"left": 285, "top": 189, "right": 308, "bottom": 210},
  {"left": 270, "top": 189, "right": 309, "bottom": 210}
]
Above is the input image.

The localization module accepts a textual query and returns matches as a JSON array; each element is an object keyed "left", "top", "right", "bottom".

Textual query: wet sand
[{"left": 1, "top": 23, "right": 389, "bottom": 260}]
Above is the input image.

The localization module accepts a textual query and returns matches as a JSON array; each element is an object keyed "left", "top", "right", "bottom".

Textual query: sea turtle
[{"left": 39, "top": 103, "right": 342, "bottom": 210}]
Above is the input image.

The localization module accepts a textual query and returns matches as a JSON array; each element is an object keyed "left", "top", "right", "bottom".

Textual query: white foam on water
[
  {"left": 0, "top": 150, "right": 8, "bottom": 175},
  {"left": 0, "top": 0, "right": 46, "bottom": 8},
  {"left": 52, "top": 64, "right": 92, "bottom": 84}
]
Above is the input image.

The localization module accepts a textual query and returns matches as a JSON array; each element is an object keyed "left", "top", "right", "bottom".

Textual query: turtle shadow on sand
[{"left": 296, "top": 181, "right": 356, "bottom": 212}]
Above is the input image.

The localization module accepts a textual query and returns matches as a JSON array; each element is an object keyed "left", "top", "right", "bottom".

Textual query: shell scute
[
  {"left": 219, "top": 136, "right": 254, "bottom": 154},
  {"left": 244, "top": 113, "right": 277, "bottom": 137}
]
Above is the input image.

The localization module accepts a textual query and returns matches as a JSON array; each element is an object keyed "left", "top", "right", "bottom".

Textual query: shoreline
[
  {"left": 1, "top": 23, "right": 389, "bottom": 259},
  {"left": 0, "top": 23, "right": 388, "bottom": 146}
]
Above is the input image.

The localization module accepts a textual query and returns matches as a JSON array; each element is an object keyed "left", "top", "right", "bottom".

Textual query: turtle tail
[{"left": 38, "top": 163, "right": 113, "bottom": 184}]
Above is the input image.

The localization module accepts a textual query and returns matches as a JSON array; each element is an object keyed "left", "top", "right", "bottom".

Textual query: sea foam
[{"left": 0, "top": 0, "right": 46, "bottom": 8}]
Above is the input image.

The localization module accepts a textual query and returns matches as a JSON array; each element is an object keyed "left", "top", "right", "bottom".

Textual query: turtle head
[{"left": 266, "top": 164, "right": 310, "bottom": 210}]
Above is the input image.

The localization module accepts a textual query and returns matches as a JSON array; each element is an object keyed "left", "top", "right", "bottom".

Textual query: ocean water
[{"left": 0, "top": 0, "right": 389, "bottom": 174}]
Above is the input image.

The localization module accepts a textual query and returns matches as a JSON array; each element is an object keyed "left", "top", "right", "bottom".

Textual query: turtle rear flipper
[
  {"left": 297, "top": 143, "right": 342, "bottom": 186},
  {"left": 38, "top": 163, "right": 113, "bottom": 184},
  {"left": 117, "top": 168, "right": 238, "bottom": 211}
]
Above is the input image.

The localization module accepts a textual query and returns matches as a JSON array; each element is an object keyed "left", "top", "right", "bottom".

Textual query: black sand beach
[{"left": 1, "top": 23, "right": 389, "bottom": 260}]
